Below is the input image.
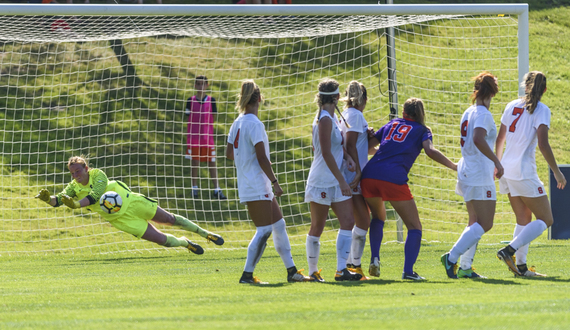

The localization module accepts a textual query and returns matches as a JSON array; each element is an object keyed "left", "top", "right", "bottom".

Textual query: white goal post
[{"left": 0, "top": 4, "right": 529, "bottom": 254}]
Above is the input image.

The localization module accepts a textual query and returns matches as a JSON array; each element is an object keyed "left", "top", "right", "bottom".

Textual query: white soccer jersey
[
  {"left": 457, "top": 105, "right": 497, "bottom": 186},
  {"left": 306, "top": 111, "right": 344, "bottom": 188},
  {"left": 227, "top": 113, "right": 272, "bottom": 198},
  {"left": 339, "top": 107, "right": 369, "bottom": 183},
  {"left": 501, "top": 99, "right": 551, "bottom": 181}
]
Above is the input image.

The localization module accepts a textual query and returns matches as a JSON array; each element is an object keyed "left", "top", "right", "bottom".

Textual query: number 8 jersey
[
  {"left": 501, "top": 99, "right": 551, "bottom": 181},
  {"left": 361, "top": 117, "right": 432, "bottom": 185},
  {"left": 457, "top": 105, "right": 497, "bottom": 186}
]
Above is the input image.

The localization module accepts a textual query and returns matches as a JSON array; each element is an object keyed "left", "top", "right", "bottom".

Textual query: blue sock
[
  {"left": 369, "top": 218, "right": 384, "bottom": 263},
  {"left": 404, "top": 229, "right": 422, "bottom": 275}
]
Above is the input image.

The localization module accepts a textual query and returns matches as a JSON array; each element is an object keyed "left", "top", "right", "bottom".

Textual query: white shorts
[
  {"left": 456, "top": 181, "right": 496, "bottom": 202},
  {"left": 499, "top": 176, "right": 546, "bottom": 198},
  {"left": 305, "top": 184, "right": 351, "bottom": 206},
  {"left": 351, "top": 183, "right": 362, "bottom": 195},
  {"left": 240, "top": 192, "right": 274, "bottom": 205}
]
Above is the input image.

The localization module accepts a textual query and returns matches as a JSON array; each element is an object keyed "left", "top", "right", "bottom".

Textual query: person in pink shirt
[{"left": 185, "top": 75, "right": 227, "bottom": 200}]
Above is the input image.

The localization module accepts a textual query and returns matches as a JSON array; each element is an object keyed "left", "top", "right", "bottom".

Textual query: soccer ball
[{"left": 99, "top": 191, "right": 122, "bottom": 214}]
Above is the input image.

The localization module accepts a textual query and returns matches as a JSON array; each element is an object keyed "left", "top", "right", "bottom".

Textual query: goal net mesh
[{"left": 0, "top": 12, "right": 521, "bottom": 254}]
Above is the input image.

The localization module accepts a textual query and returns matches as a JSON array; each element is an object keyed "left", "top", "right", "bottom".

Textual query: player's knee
[
  {"left": 540, "top": 218, "right": 553, "bottom": 227},
  {"left": 481, "top": 223, "right": 493, "bottom": 232}
]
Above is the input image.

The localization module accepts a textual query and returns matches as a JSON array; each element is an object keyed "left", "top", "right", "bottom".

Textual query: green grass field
[{"left": 2, "top": 242, "right": 570, "bottom": 329}]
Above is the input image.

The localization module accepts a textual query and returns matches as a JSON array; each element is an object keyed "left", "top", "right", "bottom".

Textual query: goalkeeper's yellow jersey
[{"left": 56, "top": 168, "right": 133, "bottom": 220}]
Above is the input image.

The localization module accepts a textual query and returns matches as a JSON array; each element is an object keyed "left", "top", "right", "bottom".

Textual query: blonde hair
[
  {"left": 314, "top": 78, "right": 349, "bottom": 127},
  {"left": 67, "top": 155, "right": 89, "bottom": 169},
  {"left": 521, "top": 71, "right": 546, "bottom": 114},
  {"left": 341, "top": 80, "right": 367, "bottom": 109},
  {"left": 235, "top": 79, "right": 263, "bottom": 114},
  {"left": 403, "top": 98, "right": 426, "bottom": 127},
  {"left": 470, "top": 71, "right": 499, "bottom": 104}
]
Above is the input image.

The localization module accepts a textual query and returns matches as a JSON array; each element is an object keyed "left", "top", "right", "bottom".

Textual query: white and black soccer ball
[{"left": 99, "top": 191, "right": 123, "bottom": 214}]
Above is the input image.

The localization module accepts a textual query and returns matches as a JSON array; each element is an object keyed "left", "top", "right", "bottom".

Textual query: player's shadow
[
  {"left": 76, "top": 256, "right": 171, "bottom": 265},
  {"left": 515, "top": 276, "right": 570, "bottom": 283},
  {"left": 472, "top": 278, "right": 522, "bottom": 285},
  {"left": 324, "top": 279, "right": 399, "bottom": 286}
]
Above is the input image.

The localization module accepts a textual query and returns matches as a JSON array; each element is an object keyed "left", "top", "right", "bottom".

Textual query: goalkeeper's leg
[
  {"left": 141, "top": 223, "right": 204, "bottom": 254},
  {"left": 152, "top": 206, "right": 224, "bottom": 245}
]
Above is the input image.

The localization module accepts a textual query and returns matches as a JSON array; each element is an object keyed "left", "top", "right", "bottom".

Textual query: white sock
[
  {"left": 510, "top": 220, "right": 547, "bottom": 250},
  {"left": 244, "top": 225, "right": 272, "bottom": 273},
  {"left": 449, "top": 223, "right": 484, "bottom": 264},
  {"left": 336, "top": 229, "right": 352, "bottom": 272},
  {"left": 350, "top": 226, "right": 367, "bottom": 267},
  {"left": 459, "top": 242, "right": 478, "bottom": 270},
  {"left": 306, "top": 235, "right": 321, "bottom": 275},
  {"left": 513, "top": 224, "right": 528, "bottom": 265},
  {"left": 272, "top": 219, "right": 295, "bottom": 269}
]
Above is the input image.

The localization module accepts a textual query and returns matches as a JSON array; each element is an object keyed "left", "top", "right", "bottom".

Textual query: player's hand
[
  {"left": 554, "top": 170, "right": 567, "bottom": 190},
  {"left": 451, "top": 163, "right": 458, "bottom": 171},
  {"left": 346, "top": 156, "right": 356, "bottom": 172},
  {"left": 349, "top": 171, "right": 361, "bottom": 189},
  {"left": 340, "top": 180, "right": 352, "bottom": 197},
  {"left": 367, "top": 127, "right": 375, "bottom": 138},
  {"left": 494, "top": 162, "right": 504, "bottom": 179},
  {"left": 61, "top": 195, "right": 81, "bottom": 209},
  {"left": 35, "top": 189, "right": 51, "bottom": 203},
  {"left": 273, "top": 181, "right": 283, "bottom": 197}
]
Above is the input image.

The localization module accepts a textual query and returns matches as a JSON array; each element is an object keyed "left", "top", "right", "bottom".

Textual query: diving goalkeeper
[{"left": 35, "top": 155, "right": 224, "bottom": 253}]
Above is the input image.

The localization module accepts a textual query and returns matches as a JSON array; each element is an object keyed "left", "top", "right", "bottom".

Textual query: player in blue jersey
[{"left": 361, "top": 98, "right": 457, "bottom": 280}]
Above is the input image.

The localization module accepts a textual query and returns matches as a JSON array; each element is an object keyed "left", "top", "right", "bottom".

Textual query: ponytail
[
  {"left": 236, "top": 79, "right": 263, "bottom": 113},
  {"left": 522, "top": 71, "right": 546, "bottom": 114},
  {"left": 341, "top": 80, "right": 367, "bottom": 109},
  {"left": 470, "top": 71, "right": 499, "bottom": 104},
  {"left": 403, "top": 98, "right": 426, "bottom": 127}
]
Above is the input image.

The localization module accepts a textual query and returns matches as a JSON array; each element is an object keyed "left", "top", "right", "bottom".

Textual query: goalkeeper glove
[
  {"left": 35, "top": 189, "right": 51, "bottom": 204},
  {"left": 61, "top": 195, "right": 81, "bottom": 209}
]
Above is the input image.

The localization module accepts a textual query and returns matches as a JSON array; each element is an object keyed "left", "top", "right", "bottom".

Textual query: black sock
[
  {"left": 286, "top": 266, "right": 298, "bottom": 275},
  {"left": 506, "top": 245, "right": 516, "bottom": 256},
  {"left": 241, "top": 271, "right": 253, "bottom": 280},
  {"left": 517, "top": 264, "right": 528, "bottom": 272}
]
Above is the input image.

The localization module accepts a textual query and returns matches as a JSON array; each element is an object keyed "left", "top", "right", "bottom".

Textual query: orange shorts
[
  {"left": 361, "top": 178, "right": 413, "bottom": 201},
  {"left": 186, "top": 146, "right": 216, "bottom": 163}
]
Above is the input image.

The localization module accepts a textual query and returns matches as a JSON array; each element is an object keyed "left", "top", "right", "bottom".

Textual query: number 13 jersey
[{"left": 501, "top": 99, "right": 551, "bottom": 181}]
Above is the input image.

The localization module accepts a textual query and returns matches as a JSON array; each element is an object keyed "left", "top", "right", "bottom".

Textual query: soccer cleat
[
  {"left": 441, "top": 253, "right": 458, "bottom": 279},
  {"left": 184, "top": 237, "right": 204, "bottom": 255},
  {"left": 497, "top": 247, "right": 522, "bottom": 276},
  {"left": 213, "top": 190, "right": 227, "bottom": 200},
  {"left": 402, "top": 271, "right": 425, "bottom": 280},
  {"left": 369, "top": 257, "right": 380, "bottom": 277},
  {"left": 516, "top": 264, "right": 546, "bottom": 277},
  {"left": 348, "top": 266, "right": 369, "bottom": 281},
  {"left": 309, "top": 269, "right": 325, "bottom": 282},
  {"left": 239, "top": 276, "right": 268, "bottom": 284},
  {"left": 457, "top": 267, "right": 486, "bottom": 279},
  {"left": 206, "top": 233, "right": 224, "bottom": 246},
  {"left": 334, "top": 268, "right": 363, "bottom": 281},
  {"left": 287, "top": 269, "right": 312, "bottom": 283}
]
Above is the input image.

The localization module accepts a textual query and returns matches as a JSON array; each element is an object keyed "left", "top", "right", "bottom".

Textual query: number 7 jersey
[{"left": 501, "top": 98, "right": 551, "bottom": 181}]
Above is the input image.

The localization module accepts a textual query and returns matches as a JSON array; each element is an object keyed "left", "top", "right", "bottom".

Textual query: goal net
[{"left": 0, "top": 4, "right": 528, "bottom": 254}]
